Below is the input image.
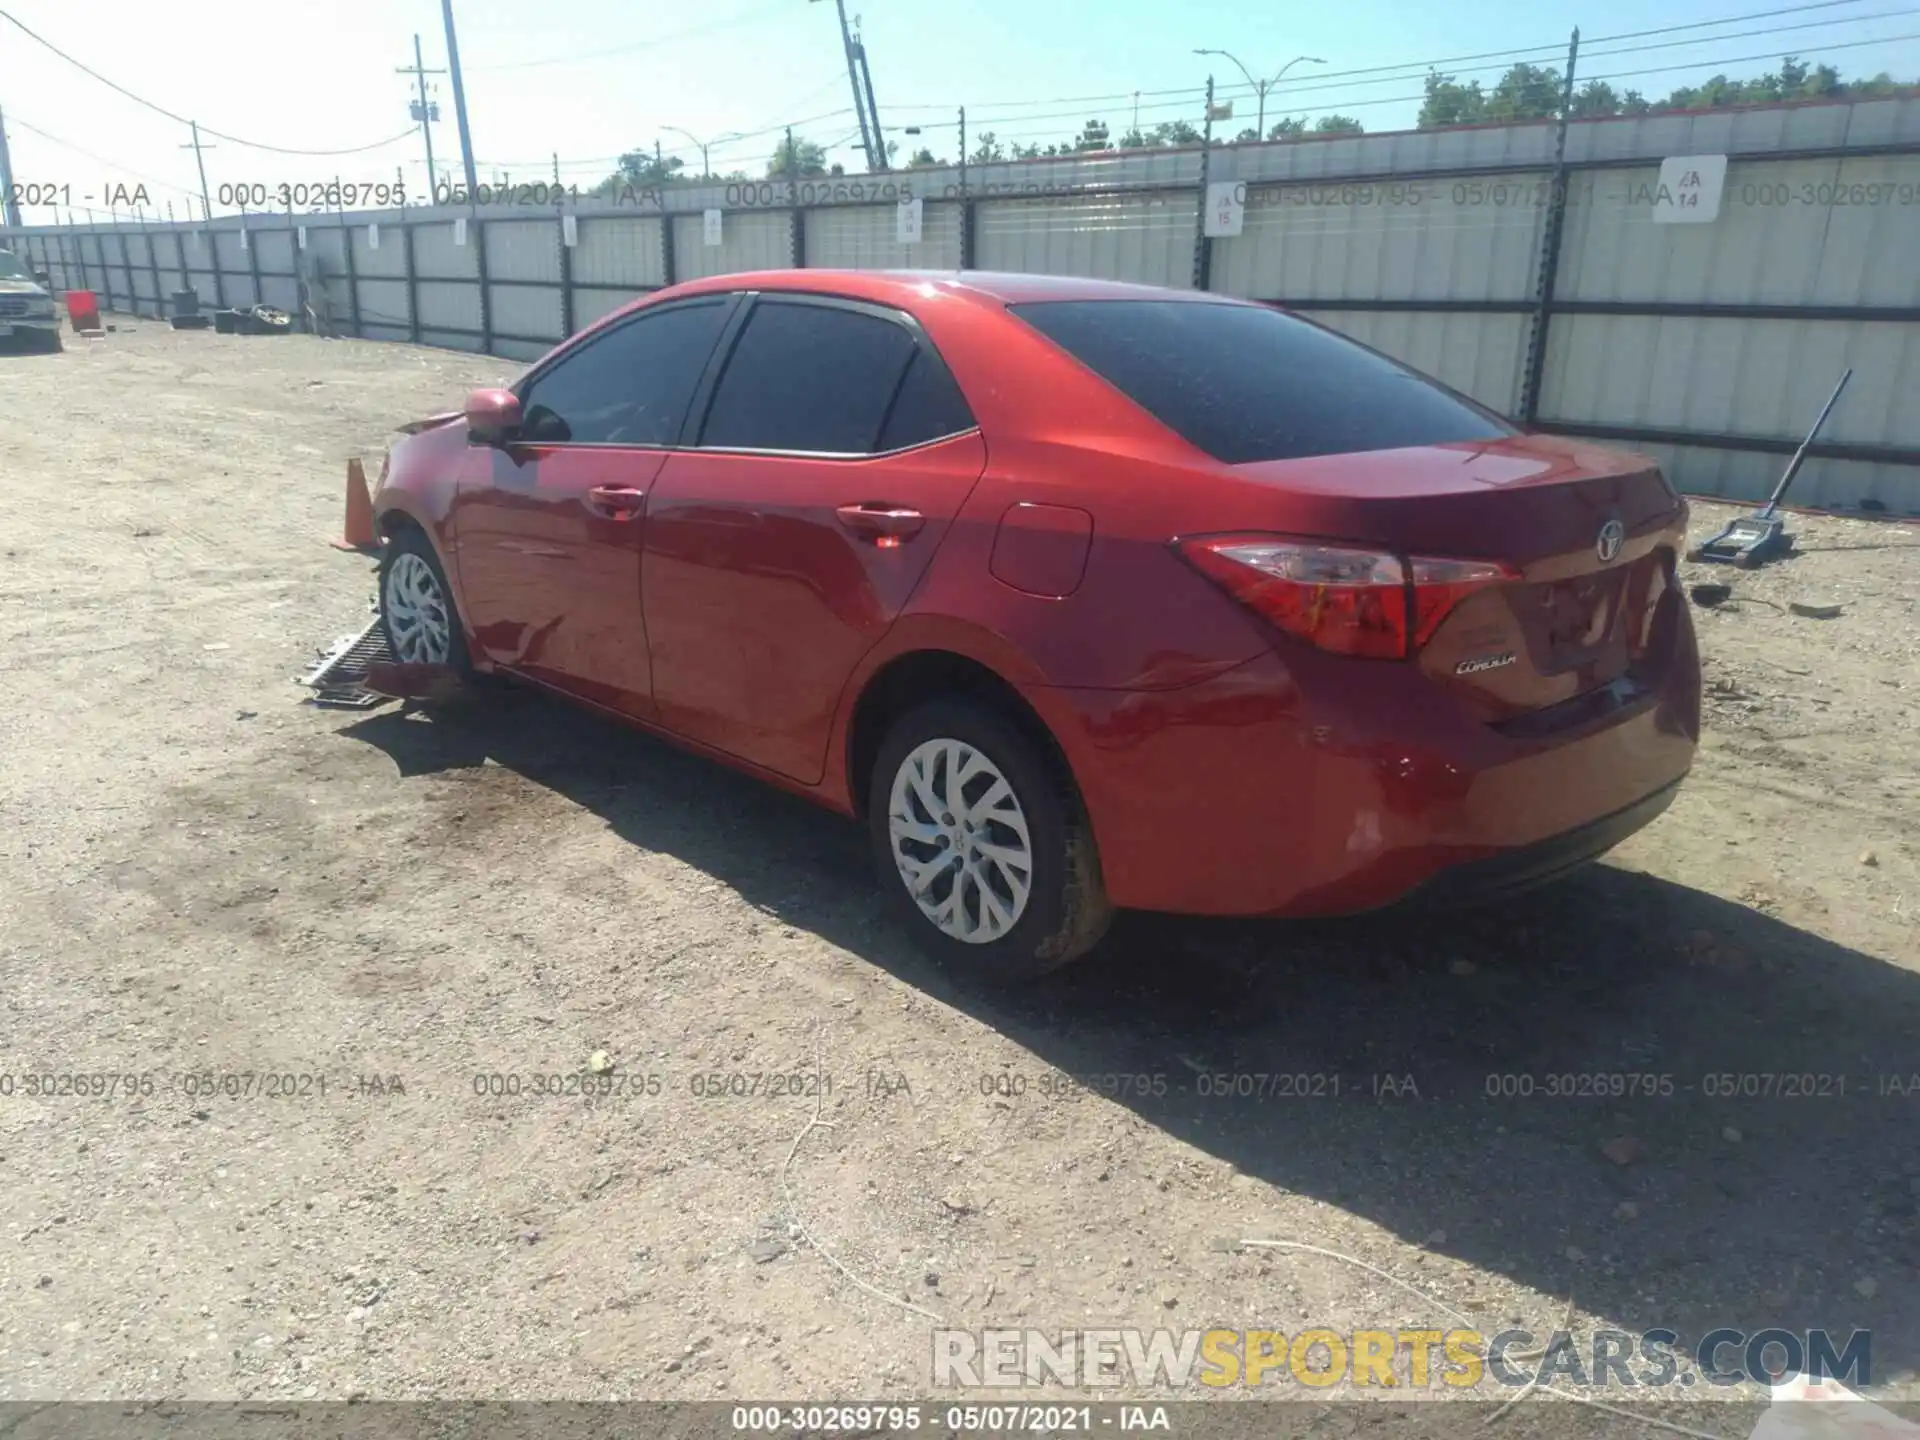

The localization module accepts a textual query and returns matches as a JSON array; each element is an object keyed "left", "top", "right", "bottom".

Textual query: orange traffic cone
[{"left": 331, "top": 457, "right": 378, "bottom": 552}]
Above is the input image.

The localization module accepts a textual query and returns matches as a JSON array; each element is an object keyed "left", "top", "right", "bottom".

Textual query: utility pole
[
  {"left": 814, "top": 0, "right": 885, "bottom": 173},
  {"left": 181, "top": 120, "right": 215, "bottom": 219},
  {"left": 441, "top": 0, "right": 480, "bottom": 200},
  {"left": 853, "top": 19, "right": 886, "bottom": 171},
  {"left": 397, "top": 34, "right": 445, "bottom": 197},
  {"left": 0, "top": 108, "right": 20, "bottom": 229}
]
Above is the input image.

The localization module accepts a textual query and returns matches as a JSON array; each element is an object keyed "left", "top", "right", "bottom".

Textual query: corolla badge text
[{"left": 1455, "top": 652, "right": 1517, "bottom": 675}]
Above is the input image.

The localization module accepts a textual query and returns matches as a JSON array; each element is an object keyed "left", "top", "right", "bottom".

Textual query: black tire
[
  {"left": 36, "top": 330, "right": 62, "bottom": 353},
  {"left": 377, "top": 526, "right": 472, "bottom": 677},
  {"left": 868, "top": 698, "right": 1112, "bottom": 982}
]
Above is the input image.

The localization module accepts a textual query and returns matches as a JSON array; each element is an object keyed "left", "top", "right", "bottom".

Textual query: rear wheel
[
  {"left": 869, "top": 699, "right": 1111, "bottom": 981},
  {"left": 378, "top": 528, "right": 470, "bottom": 674}
]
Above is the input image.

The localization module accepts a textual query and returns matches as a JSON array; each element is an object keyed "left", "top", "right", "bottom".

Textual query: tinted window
[
  {"left": 877, "top": 349, "right": 975, "bottom": 452},
  {"left": 1011, "top": 300, "right": 1514, "bottom": 464},
  {"left": 518, "top": 300, "right": 728, "bottom": 445},
  {"left": 701, "top": 301, "right": 916, "bottom": 454}
]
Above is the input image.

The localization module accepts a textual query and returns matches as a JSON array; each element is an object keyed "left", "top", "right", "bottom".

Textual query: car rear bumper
[
  {"left": 1042, "top": 607, "right": 1700, "bottom": 917},
  {"left": 1390, "top": 776, "right": 1683, "bottom": 910}
]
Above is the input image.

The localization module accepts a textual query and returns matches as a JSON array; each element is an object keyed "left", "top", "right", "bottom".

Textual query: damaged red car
[{"left": 371, "top": 271, "right": 1700, "bottom": 979}]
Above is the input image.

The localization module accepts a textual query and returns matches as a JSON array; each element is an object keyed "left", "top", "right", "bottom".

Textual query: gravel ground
[{"left": 1, "top": 320, "right": 1916, "bottom": 1429}]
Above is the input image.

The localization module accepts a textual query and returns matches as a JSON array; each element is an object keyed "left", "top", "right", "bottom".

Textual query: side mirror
[{"left": 465, "top": 387, "right": 522, "bottom": 446}]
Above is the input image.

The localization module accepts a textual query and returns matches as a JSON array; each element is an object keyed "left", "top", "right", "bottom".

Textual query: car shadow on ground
[{"left": 346, "top": 685, "right": 1919, "bottom": 1387}]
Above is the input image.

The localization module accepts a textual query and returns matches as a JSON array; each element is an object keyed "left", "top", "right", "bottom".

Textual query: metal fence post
[
  {"left": 658, "top": 211, "right": 675, "bottom": 288},
  {"left": 1192, "top": 76, "right": 1216, "bottom": 292},
  {"left": 557, "top": 210, "right": 575, "bottom": 335},
  {"left": 244, "top": 218, "right": 263, "bottom": 309},
  {"left": 144, "top": 219, "right": 162, "bottom": 316},
  {"left": 208, "top": 224, "right": 228, "bottom": 310},
  {"left": 1519, "top": 29, "right": 1580, "bottom": 423},
  {"left": 173, "top": 229, "right": 188, "bottom": 295},
  {"left": 118, "top": 230, "right": 137, "bottom": 315},
  {"left": 790, "top": 203, "right": 806, "bottom": 268},
  {"left": 403, "top": 218, "right": 421, "bottom": 343},
  {"left": 474, "top": 216, "right": 492, "bottom": 353},
  {"left": 342, "top": 222, "right": 363, "bottom": 336}
]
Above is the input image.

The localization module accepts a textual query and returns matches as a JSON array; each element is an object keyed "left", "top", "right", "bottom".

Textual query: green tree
[
  {"left": 768, "top": 134, "right": 829, "bottom": 179},
  {"left": 1314, "top": 114, "right": 1365, "bottom": 134},
  {"left": 970, "top": 131, "right": 1005, "bottom": 164},
  {"left": 908, "top": 147, "right": 940, "bottom": 167},
  {"left": 1153, "top": 119, "right": 1203, "bottom": 146},
  {"left": 1486, "top": 62, "right": 1565, "bottom": 121},
  {"left": 1267, "top": 116, "right": 1307, "bottom": 139},
  {"left": 1418, "top": 71, "right": 1487, "bottom": 127},
  {"left": 1074, "top": 118, "right": 1112, "bottom": 151}
]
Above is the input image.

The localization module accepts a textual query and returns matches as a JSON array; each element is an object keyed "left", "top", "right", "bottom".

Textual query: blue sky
[{"left": 1, "top": 0, "right": 1916, "bottom": 219}]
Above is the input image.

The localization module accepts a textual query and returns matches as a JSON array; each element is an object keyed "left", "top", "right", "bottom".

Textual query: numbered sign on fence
[
  {"left": 296, "top": 225, "right": 307, "bottom": 250},
  {"left": 367, "top": 222, "right": 380, "bottom": 250},
  {"left": 896, "top": 196, "right": 923, "bottom": 245},
  {"left": 1650, "top": 155, "right": 1727, "bottom": 223},
  {"left": 453, "top": 216, "right": 468, "bottom": 246},
  {"left": 561, "top": 213, "right": 578, "bottom": 247},
  {"left": 1203, "top": 182, "right": 1245, "bottom": 238},
  {"left": 239, "top": 227, "right": 249, "bottom": 252},
  {"left": 703, "top": 209, "right": 723, "bottom": 246}
]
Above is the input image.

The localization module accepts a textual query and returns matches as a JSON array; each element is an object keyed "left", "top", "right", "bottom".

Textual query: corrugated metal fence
[{"left": 9, "top": 95, "right": 1919, "bottom": 513}]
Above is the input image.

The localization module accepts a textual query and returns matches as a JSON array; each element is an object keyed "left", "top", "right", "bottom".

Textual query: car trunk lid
[{"left": 1228, "top": 435, "right": 1687, "bottom": 722}]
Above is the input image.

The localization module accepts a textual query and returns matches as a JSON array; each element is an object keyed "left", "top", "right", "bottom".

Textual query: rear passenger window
[
  {"left": 700, "top": 300, "right": 916, "bottom": 454},
  {"left": 878, "top": 349, "right": 975, "bottom": 452},
  {"left": 1012, "top": 299, "right": 1514, "bottom": 464}
]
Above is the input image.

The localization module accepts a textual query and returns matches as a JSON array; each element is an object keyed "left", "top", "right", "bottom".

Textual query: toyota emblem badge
[{"left": 1596, "top": 518, "right": 1625, "bottom": 563}]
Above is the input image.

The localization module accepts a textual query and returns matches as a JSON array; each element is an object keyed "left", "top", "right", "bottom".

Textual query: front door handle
[
  {"left": 836, "top": 503, "right": 925, "bottom": 542},
  {"left": 587, "top": 484, "right": 646, "bottom": 519}
]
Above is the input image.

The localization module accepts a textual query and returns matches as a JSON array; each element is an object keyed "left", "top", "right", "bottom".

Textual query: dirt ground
[{"left": 2, "top": 320, "right": 1916, "bottom": 1429}]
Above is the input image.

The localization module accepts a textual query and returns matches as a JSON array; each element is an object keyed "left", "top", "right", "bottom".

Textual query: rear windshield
[{"left": 1010, "top": 299, "right": 1515, "bottom": 464}]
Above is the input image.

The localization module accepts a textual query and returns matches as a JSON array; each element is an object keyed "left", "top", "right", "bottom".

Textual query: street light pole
[
  {"left": 1192, "top": 48, "right": 1326, "bottom": 139},
  {"left": 661, "top": 126, "right": 746, "bottom": 181}
]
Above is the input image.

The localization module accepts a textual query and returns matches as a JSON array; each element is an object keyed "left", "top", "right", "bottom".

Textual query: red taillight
[{"left": 1178, "top": 534, "right": 1515, "bottom": 660}]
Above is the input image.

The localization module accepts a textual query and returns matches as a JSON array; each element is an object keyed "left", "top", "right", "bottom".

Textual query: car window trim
[
  {"left": 509, "top": 293, "right": 741, "bottom": 451},
  {"left": 687, "top": 291, "right": 980, "bottom": 460}
]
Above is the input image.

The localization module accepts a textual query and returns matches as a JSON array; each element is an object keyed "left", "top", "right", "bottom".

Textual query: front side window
[
  {"left": 518, "top": 299, "right": 729, "bottom": 446},
  {"left": 700, "top": 300, "right": 925, "bottom": 455},
  {"left": 0, "top": 251, "right": 31, "bottom": 281}
]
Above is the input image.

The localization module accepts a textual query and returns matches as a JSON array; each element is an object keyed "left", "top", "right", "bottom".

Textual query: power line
[
  {"left": 945, "top": 14, "right": 1914, "bottom": 134},
  {"left": 1234, "top": 6, "right": 1920, "bottom": 102},
  {"left": 886, "top": 0, "right": 1891, "bottom": 124},
  {"left": 0, "top": 7, "right": 419, "bottom": 155},
  {"left": 5, "top": 114, "right": 200, "bottom": 203}
]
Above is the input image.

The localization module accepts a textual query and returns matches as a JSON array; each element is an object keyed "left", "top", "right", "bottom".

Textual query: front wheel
[
  {"left": 378, "top": 528, "right": 470, "bottom": 674},
  {"left": 868, "top": 699, "right": 1111, "bottom": 981}
]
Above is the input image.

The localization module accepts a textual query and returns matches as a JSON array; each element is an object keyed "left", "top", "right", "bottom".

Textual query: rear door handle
[
  {"left": 587, "top": 484, "right": 646, "bottom": 518},
  {"left": 836, "top": 503, "right": 925, "bottom": 541}
]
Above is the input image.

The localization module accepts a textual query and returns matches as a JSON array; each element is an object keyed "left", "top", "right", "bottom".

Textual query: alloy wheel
[
  {"left": 886, "top": 737, "right": 1035, "bottom": 943},
  {"left": 384, "top": 551, "right": 452, "bottom": 664}
]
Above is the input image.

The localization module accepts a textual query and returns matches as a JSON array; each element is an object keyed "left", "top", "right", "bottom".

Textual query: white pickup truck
[{"left": 0, "top": 249, "right": 62, "bottom": 351}]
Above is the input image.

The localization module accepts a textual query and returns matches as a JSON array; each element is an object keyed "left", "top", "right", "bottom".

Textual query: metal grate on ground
[{"left": 298, "top": 616, "right": 394, "bottom": 709}]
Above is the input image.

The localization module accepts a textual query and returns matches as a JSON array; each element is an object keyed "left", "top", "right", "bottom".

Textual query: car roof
[{"left": 665, "top": 268, "right": 1246, "bottom": 309}]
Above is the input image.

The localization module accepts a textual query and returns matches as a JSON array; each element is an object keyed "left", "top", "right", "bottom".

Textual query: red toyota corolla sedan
[{"left": 371, "top": 269, "right": 1700, "bottom": 979}]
